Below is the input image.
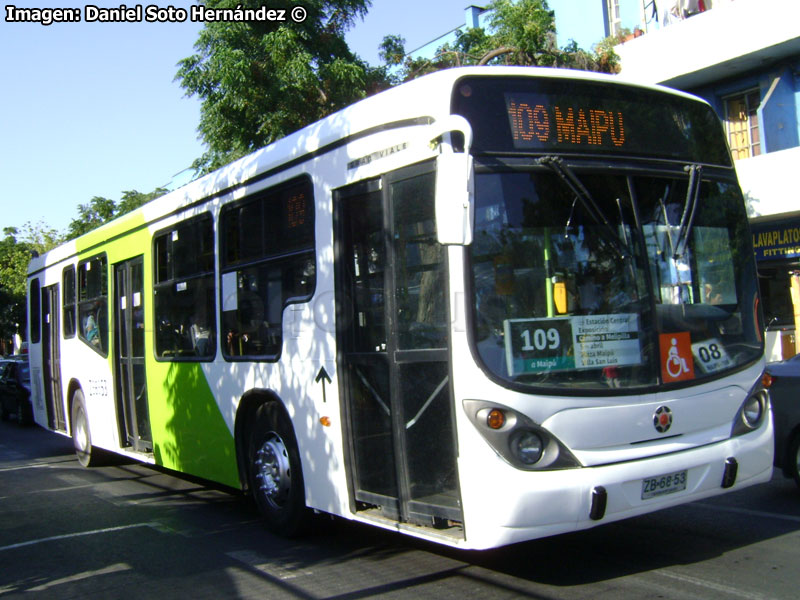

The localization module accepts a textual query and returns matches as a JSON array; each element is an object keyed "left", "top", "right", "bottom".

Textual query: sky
[{"left": 0, "top": 1, "right": 604, "bottom": 236}]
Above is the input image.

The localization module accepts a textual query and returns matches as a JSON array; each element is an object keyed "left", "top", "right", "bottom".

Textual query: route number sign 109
[
  {"left": 503, "top": 314, "right": 642, "bottom": 376},
  {"left": 504, "top": 318, "right": 575, "bottom": 375}
]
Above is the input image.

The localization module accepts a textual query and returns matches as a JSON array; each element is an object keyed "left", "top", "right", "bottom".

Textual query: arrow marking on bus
[{"left": 315, "top": 366, "right": 332, "bottom": 403}]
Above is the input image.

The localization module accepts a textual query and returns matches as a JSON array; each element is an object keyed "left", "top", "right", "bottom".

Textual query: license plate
[{"left": 641, "top": 470, "right": 687, "bottom": 500}]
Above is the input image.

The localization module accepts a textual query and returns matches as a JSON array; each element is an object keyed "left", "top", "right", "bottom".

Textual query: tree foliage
[
  {"left": 383, "top": 0, "right": 620, "bottom": 83},
  {"left": 65, "top": 188, "right": 168, "bottom": 240},
  {"left": 0, "top": 223, "right": 62, "bottom": 343},
  {"left": 176, "top": 0, "right": 385, "bottom": 173}
]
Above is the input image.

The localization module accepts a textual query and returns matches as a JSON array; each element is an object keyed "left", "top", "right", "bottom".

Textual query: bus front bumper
[{"left": 458, "top": 422, "right": 773, "bottom": 549}]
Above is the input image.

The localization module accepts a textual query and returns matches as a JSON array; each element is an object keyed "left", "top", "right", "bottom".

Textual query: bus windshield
[{"left": 469, "top": 166, "right": 761, "bottom": 391}]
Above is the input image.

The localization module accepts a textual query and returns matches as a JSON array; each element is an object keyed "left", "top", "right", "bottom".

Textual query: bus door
[
  {"left": 334, "top": 162, "right": 462, "bottom": 528},
  {"left": 113, "top": 256, "right": 152, "bottom": 453},
  {"left": 41, "top": 284, "right": 66, "bottom": 431}
]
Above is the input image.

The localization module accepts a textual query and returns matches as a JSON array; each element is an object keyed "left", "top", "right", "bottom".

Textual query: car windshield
[
  {"left": 468, "top": 166, "right": 761, "bottom": 392},
  {"left": 19, "top": 362, "right": 30, "bottom": 382}
]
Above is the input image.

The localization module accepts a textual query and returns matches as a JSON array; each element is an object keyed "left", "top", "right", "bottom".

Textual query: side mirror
[{"left": 431, "top": 115, "right": 474, "bottom": 246}]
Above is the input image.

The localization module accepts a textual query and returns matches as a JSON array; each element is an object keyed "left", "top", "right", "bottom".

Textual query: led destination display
[
  {"left": 506, "top": 95, "right": 627, "bottom": 150},
  {"left": 451, "top": 76, "right": 732, "bottom": 165}
]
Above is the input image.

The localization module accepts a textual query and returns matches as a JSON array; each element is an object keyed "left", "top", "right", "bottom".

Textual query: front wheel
[
  {"left": 71, "top": 390, "right": 103, "bottom": 467},
  {"left": 247, "top": 402, "right": 309, "bottom": 536}
]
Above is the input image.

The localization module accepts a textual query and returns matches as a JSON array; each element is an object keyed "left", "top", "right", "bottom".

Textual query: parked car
[
  {"left": 767, "top": 354, "right": 800, "bottom": 488},
  {"left": 0, "top": 358, "right": 32, "bottom": 426}
]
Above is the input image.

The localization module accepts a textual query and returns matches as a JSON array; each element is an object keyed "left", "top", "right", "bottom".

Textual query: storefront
[{"left": 751, "top": 213, "right": 800, "bottom": 361}]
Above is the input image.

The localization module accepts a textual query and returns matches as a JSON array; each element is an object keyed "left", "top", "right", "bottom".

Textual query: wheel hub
[
  {"left": 254, "top": 434, "right": 291, "bottom": 508},
  {"left": 74, "top": 412, "right": 88, "bottom": 452}
]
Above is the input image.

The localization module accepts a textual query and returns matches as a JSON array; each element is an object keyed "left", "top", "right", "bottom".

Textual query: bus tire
[
  {"left": 71, "top": 390, "right": 102, "bottom": 467},
  {"left": 247, "top": 401, "right": 309, "bottom": 537}
]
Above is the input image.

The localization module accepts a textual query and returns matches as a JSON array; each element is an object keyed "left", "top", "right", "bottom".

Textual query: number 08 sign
[{"left": 658, "top": 332, "right": 733, "bottom": 382}]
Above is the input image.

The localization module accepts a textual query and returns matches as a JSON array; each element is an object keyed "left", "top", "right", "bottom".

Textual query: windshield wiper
[
  {"left": 538, "top": 156, "right": 629, "bottom": 259},
  {"left": 673, "top": 164, "right": 702, "bottom": 259}
]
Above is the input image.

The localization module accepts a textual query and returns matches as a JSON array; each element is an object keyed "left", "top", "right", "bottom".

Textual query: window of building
[
  {"left": 153, "top": 214, "right": 216, "bottom": 360},
  {"left": 78, "top": 254, "right": 108, "bottom": 355},
  {"left": 62, "top": 266, "right": 76, "bottom": 338},
  {"left": 606, "top": 0, "right": 621, "bottom": 36},
  {"left": 220, "top": 176, "right": 315, "bottom": 359},
  {"left": 724, "top": 89, "right": 761, "bottom": 160}
]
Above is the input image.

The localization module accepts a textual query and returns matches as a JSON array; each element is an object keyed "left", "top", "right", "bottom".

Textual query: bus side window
[
  {"left": 77, "top": 255, "right": 108, "bottom": 356},
  {"left": 62, "top": 265, "right": 77, "bottom": 338},
  {"left": 220, "top": 176, "right": 315, "bottom": 360},
  {"left": 153, "top": 214, "right": 216, "bottom": 361}
]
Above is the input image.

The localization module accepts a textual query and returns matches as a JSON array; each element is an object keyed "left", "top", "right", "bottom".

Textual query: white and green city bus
[{"left": 27, "top": 67, "right": 773, "bottom": 549}]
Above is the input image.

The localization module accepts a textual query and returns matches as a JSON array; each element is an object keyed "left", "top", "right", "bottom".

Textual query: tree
[
  {"left": 383, "top": 0, "right": 620, "bottom": 82},
  {"left": 66, "top": 196, "right": 116, "bottom": 239},
  {"left": 0, "top": 223, "right": 62, "bottom": 345},
  {"left": 176, "top": 0, "right": 386, "bottom": 173},
  {"left": 13, "top": 222, "right": 62, "bottom": 258},
  {"left": 484, "top": 0, "right": 559, "bottom": 65},
  {"left": 65, "top": 188, "right": 168, "bottom": 240},
  {"left": 117, "top": 188, "right": 169, "bottom": 216}
]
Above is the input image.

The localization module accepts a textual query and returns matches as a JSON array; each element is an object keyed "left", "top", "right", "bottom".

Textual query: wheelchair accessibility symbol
[{"left": 659, "top": 332, "right": 695, "bottom": 382}]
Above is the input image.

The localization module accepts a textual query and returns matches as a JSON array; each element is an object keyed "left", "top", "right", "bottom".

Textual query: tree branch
[{"left": 478, "top": 46, "right": 515, "bottom": 65}]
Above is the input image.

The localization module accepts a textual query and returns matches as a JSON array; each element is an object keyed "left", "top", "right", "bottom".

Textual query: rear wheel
[
  {"left": 71, "top": 390, "right": 103, "bottom": 467},
  {"left": 247, "top": 402, "right": 309, "bottom": 536}
]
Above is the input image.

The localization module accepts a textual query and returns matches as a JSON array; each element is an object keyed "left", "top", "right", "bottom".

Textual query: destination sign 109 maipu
[{"left": 506, "top": 95, "right": 627, "bottom": 150}]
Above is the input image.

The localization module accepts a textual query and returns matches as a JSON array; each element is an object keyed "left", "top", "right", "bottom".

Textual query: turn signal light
[
  {"left": 761, "top": 372, "right": 773, "bottom": 388},
  {"left": 319, "top": 416, "right": 331, "bottom": 427},
  {"left": 487, "top": 409, "right": 506, "bottom": 430}
]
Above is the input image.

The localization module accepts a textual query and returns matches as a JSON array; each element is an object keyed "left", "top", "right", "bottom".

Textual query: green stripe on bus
[{"left": 148, "top": 360, "right": 239, "bottom": 489}]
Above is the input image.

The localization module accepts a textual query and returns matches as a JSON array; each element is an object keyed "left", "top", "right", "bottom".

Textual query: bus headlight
[
  {"left": 742, "top": 395, "right": 764, "bottom": 426},
  {"left": 731, "top": 377, "right": 769, "bottom": 437},
  {"left": 463, "top": 400, "right": 580, "bottom": 471},
  {"left": 510, "top": 430, "right": 544, "bottom": 465}
]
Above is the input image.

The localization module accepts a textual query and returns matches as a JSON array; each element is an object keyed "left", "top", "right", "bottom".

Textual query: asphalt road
[{"left": 1, "top": 419, "right": 799, "bottom": 599}]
